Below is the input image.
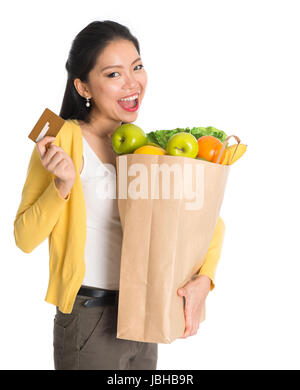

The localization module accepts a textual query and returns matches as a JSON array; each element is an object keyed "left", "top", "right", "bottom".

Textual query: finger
[
  {"left": 179, "top": 331, "right": 188, "bottom": 339},
  {"left": 46, "top": 144, "right": 69, "bottom": 161},
  {"left": 179, "top": 317, "right": 190, "bottom": 338},
  {"left": 52, "top": 159, "right": 67, "bottom": 176},
  {"left": 193, "top": 324, "right": 200, "bottom": 336},
  {"left": 180, "top": 319, "right": 193, "bottom": 338},
  {"left": 38, "top": 135, "right": 56, "bottom": 148},
  {"left": 37, "top": 142, "right": 54, "bottom": 160},
  {"left": 42, "top": 144, "right": 60, "bottom": 164},
  {"left": 181, "top": 305, "right": 191, "bottom": 338},
  {"left": 184, "top": 299, "right": 190, "bottom": 322},
  {"left": 189, "top": 325, "right": 196, "bottom": 336},
  {"left": 182, "top": 327, "right": 190, "bottom": 338},
  {"left": 178, "top": 288, "right": 184, "bottom": 296},
  {"left": 45, "top": 142, "right": 53, "bottom": 151},
  {"left": 47, "top": 151, "right": 65, "bottom": 172},
  {"left": 36, "top": 136, "right": 56, "bottom": 157},
  {"left": 187, "top": 308, "right": 201, "bottom": 337},
  {"left": 184, "top": 310, "right": 191, "bottom": 331}
]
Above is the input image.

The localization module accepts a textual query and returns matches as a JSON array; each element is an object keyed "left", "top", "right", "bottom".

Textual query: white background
[{"left": 1, "top": 0, "right": 299, "bottom": 370}]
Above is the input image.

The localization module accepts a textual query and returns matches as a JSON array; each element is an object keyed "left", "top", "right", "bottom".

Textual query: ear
[{"left": 73, "top": 78, "right": 90, "bottom": 99}]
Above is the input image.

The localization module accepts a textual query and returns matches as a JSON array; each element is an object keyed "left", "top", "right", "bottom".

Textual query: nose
[{"left": 123, "top": 72, "right": 140, "bottom": 92}]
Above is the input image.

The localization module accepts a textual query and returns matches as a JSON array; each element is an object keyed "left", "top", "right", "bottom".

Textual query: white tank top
[{"left": 80, "top": 135, "right": 122, "bottom": 290}]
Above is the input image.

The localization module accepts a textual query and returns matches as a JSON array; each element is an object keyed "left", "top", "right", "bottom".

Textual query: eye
[
  {"left": 107, "top": 64, "right": 144, "bottom": 78},
  {"left": 108, "top": 72, "right": 120, "bottom": 78}
]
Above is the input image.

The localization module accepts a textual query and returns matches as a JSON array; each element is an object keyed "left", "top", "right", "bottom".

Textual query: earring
[{"left": 85, "top": 97, "right": 91, "bottom": 107}]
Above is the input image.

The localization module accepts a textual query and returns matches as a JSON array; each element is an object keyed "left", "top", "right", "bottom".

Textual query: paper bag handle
[{"left": 216, "top": 135, "right": 241, "bottom": 165}]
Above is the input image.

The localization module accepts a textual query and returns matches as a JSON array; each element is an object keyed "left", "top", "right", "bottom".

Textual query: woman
[{"left": 14, "top": 20, "right": 225, "bottom": 370}]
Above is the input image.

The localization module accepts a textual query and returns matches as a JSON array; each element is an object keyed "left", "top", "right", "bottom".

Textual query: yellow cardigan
[{"left": 13, "top": 119, "right": 226, "bottom": 314}]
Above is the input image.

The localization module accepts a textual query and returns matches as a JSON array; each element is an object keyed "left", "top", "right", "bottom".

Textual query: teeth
[{"left": 119, "top": 94, "right": 139, "bottom": 102}]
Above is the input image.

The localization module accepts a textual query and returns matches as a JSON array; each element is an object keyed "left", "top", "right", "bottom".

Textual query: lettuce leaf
[{"left": 146, "top": 126, "right": 227, "bottom": 150}]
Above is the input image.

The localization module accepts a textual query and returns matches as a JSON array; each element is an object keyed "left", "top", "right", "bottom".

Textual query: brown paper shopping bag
[{"left": 116, "top": 153, "right": 230, "bottom": 344}]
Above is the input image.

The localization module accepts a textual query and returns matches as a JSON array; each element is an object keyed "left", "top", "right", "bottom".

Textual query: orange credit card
[{"left": 28, "top": 108, "right": 65, "bottom": 145}]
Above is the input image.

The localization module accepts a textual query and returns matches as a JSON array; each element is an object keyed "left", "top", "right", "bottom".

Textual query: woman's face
[{"left": 84, "top": 39, "right": 147, "bottom": 123}]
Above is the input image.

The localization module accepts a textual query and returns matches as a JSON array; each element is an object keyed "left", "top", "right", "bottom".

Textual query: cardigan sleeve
[
  {"left": 13, "top": 144, "right": 70, "bottom": 253},
  {"left": 194, "top": 216, "right": 226, "bottom": 291}
]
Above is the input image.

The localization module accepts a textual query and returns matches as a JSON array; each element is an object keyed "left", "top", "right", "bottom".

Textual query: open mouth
[{"left": 118, "top": 96, "right": 139, "bottom": 112}]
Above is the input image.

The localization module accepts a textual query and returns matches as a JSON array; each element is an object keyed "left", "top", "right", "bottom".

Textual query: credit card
[{"left": 28, "top": 108, "right": 65, "bottom": 145}]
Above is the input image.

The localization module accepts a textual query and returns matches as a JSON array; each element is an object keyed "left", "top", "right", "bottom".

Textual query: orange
[
  {"left": 133, "top": 145, "right": 167, "bottom": 155},
  {"left": 197, "top": 135, "right": 225, "bottom": 164}
]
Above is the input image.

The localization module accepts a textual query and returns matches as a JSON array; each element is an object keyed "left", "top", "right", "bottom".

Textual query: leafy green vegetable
[{"left": 146, "top": 126, "right": 227, "bottom": 150}]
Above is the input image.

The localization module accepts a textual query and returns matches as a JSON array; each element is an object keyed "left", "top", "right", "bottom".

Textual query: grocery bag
[{"left": 115, "top": 153, "right": 230, "bottom": 343}]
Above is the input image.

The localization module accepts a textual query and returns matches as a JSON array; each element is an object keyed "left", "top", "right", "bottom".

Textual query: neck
[{"left": 83, "top": 111, "right": 122, "bottom": 141}]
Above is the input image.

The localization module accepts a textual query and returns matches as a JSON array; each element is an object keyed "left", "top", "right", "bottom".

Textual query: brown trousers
[{"left": 53, "top": 294, "right": 158, "bottom": 370}]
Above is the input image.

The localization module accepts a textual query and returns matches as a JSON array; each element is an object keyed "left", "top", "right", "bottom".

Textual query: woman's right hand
[{"left": 36, "top": 136, "right": 76, "bottom": 188}]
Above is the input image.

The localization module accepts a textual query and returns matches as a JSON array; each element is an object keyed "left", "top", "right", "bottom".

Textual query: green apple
[
  {"left": 166, "top": 132, "right": 198, "bottom": 158},
  {"left": 112, "top": 124, "right": 148, "bottom": 154}
]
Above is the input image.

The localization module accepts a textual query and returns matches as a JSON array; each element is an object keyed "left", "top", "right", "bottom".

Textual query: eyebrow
[{"left": 101, "top": 57, "right": 142, "bottom": 72}]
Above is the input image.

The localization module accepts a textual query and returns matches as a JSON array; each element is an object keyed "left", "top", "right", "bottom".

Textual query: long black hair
[{"left": 59, "top": 20, "right": 140, "bottom": 123}]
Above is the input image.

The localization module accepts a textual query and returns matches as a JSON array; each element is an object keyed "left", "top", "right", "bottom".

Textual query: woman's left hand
[{"left": 177, "top": 275, "right": 212, "bottom": 338}]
